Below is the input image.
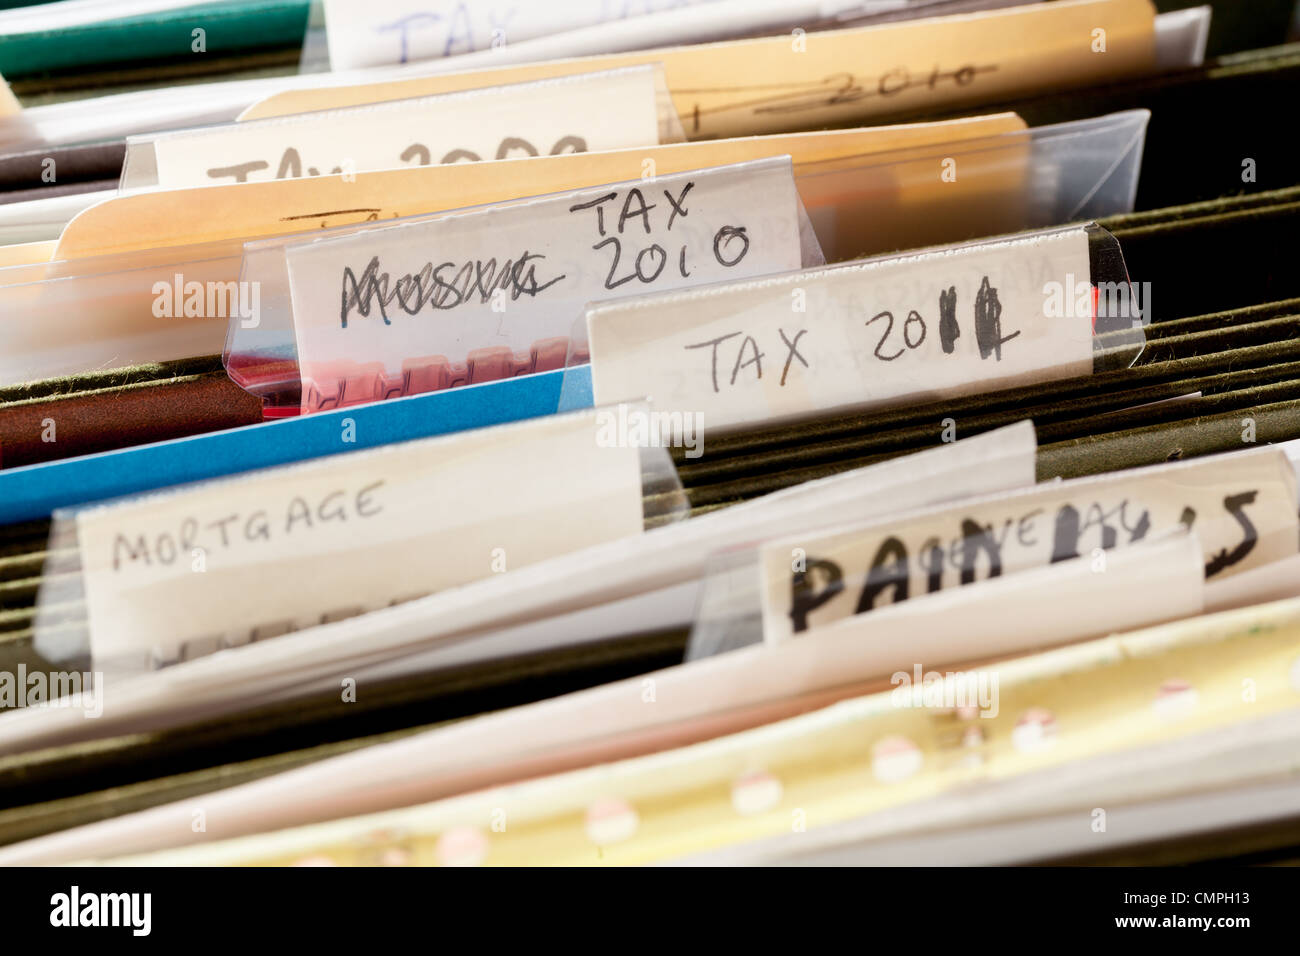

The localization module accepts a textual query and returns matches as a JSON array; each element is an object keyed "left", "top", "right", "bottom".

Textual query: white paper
[
  {"left": 1204, "top": 554, "right": 1300, "bottom": 613},
  {"left": 679, "top": 704, "right": 1300, "bottom": 866},
  {"left": 0, "top": 422, "right": 1036, "bottom": 760},
  {"left": 758, "top": 446, "right": 1300, "bottom": 642},
  {"left": 72, "top": 408, "right": 645, "bottom": 669},
  {"left": 0, "top": 189, "right": 111, "bottom": 246},
  {"left": 135, "top": 65, "right": 671, "bottom": 190},
  {"left": 285, "top": 156, "right": 806, "bottom": 394},
  {"left": 0, "top": 11, "right": 1192, "bottom": 153},
  {"left": 0, "top": 509, "right": 1203, "bottom": 865},
  {"left": 0, "top": 0, "right": 214, "bottom": 33},
  {"left": 322, "top": 0, "right": 726, "bottom": 70},
  {"left": 587, "top": 226, "right": 1095, "bottom": 431}
]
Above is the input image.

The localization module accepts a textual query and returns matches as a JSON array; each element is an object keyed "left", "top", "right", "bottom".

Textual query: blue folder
[{"left": 0, "top": 365, "right": 594, "bottom": 523}]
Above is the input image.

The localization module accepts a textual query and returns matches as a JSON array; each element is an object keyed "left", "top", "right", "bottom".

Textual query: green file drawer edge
[{"left": 0, "top": 0, "right": 310, "bottom": 77}]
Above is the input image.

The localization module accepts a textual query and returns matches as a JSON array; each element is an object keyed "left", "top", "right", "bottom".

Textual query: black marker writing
[
  {"left": 938, "top": 285, "right": 959, "bottom": 353},
  {"left": 854, "top": 536, "right": 908, "bottom": 615},
  {"left": 686, "top": 327, "right": 810, "bottom": 391},
  {"left": 111, "top": 481, "right": 386, "bottom": 572},
  {"left": 779, "top": 328, "right": 809, "bottom": 385},
  {"left": 732, "top": 335, "right": 764, "bottom": 384},
  {"left": 713, "top": 226, "right": 749, "bottom": 267},
  {"left": 736, "top": 64, "right": 998, "bottom": 121},
  {"left": 340, "top": 252, "right": 565, "bottom": 327},
  {"left": 571, "top": 181, "right": 747, "bottom": 290},
  {"left": 974, "top": 275, "right": 1019, "bottom": 360},
  {"left": 207, "top": 160, "right": 268, "bottom": 183},
  {"left": 684, "top": 331, "right": 743, "bottom": 393},
  {"left": 664, "top": 182, "right": 693, "bottom": 229},
  {"left": 592, "top": 236, "right": 669, "bottom": 290},
  {"left": 794, "top": 497, "right": 1166, "bottom": 626},
  {"left": 569, "top": 188, "right": 658, "bottom": 235},
  {"left": 206, "top": 135, "right": 590, "bottom": 183},
  {"left": 959, "top": 518, "right": 1002, "bottom": 584},
  {"left": 1204, "top": 490, "right": 1260, "bottom": 577},
  {"left": 402, "top": 143, "right": 431, "bottom": 165},
  {"left": 789, "top": 559, "right": 844, "bottom": 633},
  {"left": 866, "top": 311, "right": 905, "bottom": 361}
]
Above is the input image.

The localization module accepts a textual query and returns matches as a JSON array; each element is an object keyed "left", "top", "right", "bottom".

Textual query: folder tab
[
  {"left": 228, "top": 156, "right": 818, "bottom": 414},
  {"left": 36, "top": 406, "right": 678, "bottom": 673},
  {"left": 758, "top": 448, "right": 1300, "bottom": 642},
  {"left": 248, "top": 0, "right": 1158, "bottom": 139},
  {"left": 120, "top": 65, "right": 683, "bottom": 191},
  {"left": 579, "top": 224, "right": 1142, "bottom": 432}
]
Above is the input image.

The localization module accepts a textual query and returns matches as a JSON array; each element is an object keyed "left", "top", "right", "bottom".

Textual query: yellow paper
[
  {"left": 242, "top": 0, "right": 1156, "bottom": 140},
  {"left": 51, "top": 114, "right": 1024, "bottom": 261},
  {"left": 0, "top": 240, "right": 57, "bottom": 268},
  {"left": 0, "top": 74, "right": 20, "bottom": 117},
  {"left": 105, "top": 596, "right": 1300, "bottom": 866}
]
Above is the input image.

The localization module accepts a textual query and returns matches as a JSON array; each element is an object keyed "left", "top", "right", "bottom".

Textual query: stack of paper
[{"left": 1, "top": 0, "right": 1299, "bottom": 882}]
